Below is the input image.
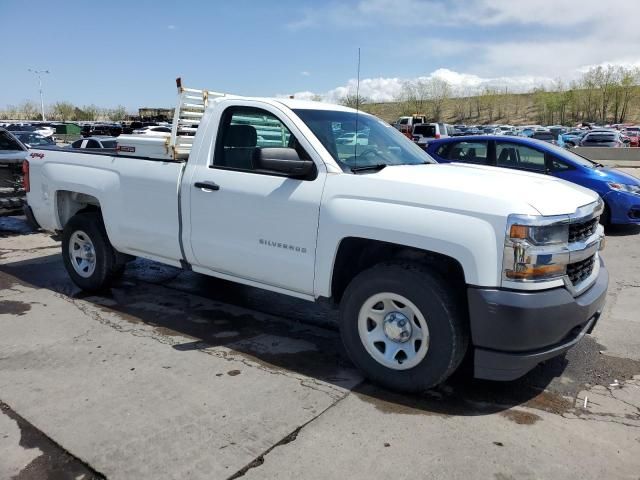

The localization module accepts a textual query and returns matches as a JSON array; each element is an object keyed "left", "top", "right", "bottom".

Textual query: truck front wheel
[
  {"left": 62, "top": 212, "right": 124, "bottom": 292},
  {"left": 339, "top": 262, "right": 468, "bottom": 392}
]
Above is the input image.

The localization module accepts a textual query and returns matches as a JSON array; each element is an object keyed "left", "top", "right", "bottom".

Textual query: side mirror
[{"left": 255, "top": 148, "right": 315, "bottom": 178}]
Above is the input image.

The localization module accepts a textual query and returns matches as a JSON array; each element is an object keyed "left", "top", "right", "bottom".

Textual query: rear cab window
[{"left": 413, "top": 125, "right": 436, "bottom": 137}]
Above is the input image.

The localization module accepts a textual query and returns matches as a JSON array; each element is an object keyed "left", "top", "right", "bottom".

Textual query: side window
[
  {"left": 71, "top": 139, "right": 83, "bottom": 148},
  {"left": 447, "top": 141, "right": 488, "bottom": 164},
  {"left": 213, "top": 107, "right": 307, "bottom": 172},
  {"left": 399, "top": 118, "right": 408, "bottom": 125},
  {"left": 551, "top": 157, "right": 573, "bottom": 172},
  {"left": 86, "top": 140, "right": 100, "bottom": 149},
  {"left": 496, "top": 142, "right": 546, "bottom": 172}
]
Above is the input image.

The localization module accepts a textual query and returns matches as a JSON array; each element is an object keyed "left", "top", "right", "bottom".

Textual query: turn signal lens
[
  {"left": 505, "top": 264, "right": 566, "bottom": 280},
  {"left": 509, "top": 225, "right": 528, "bottom": 239}
]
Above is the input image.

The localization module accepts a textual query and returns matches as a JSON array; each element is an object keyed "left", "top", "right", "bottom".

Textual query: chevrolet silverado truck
[{"left": 24, "top": 80, "right": 608, "bottom": 392}]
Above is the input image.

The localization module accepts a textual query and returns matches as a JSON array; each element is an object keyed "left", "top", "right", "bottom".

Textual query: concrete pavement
[{"left": 1, "top": 217, "right": 639, "bottom": 479}]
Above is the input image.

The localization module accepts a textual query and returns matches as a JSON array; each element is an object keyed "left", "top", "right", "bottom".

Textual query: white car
[
  {"left": 24, "top": 81, "right": 608, "bottom": 392},
  {"left": 32, "top": 125, "right": 56, "bottom": 137},
  {"left": 335, "top": 132, "right": 368, "bottom": 145},
  {"left": 132, "top": 126, "right": 172, "bottom": 136}
]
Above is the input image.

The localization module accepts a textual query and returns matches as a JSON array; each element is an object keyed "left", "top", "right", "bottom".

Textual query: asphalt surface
[{"left": 1, "top": 190, "right": 640, "bottom": 478}]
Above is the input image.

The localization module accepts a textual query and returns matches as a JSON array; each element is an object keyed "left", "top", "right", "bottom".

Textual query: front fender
[{"left": 314, "top": 196, "right": 504, "bottom": 297}]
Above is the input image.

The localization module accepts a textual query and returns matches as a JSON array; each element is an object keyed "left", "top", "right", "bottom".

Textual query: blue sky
[{"left": 1, "top": 0, "right": 638, "bottom": 111}]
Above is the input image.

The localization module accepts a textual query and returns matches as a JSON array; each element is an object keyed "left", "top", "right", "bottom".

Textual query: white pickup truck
[{"left": 24, "top": 80, "right": 608, "bottom": 392}]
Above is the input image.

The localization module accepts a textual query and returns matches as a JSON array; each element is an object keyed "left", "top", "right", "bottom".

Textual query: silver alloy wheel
[
  {"left": 357, "top": 292, "right": 430, "bottom": 370},
  {"left": 68, "top": 230, "right": 97, "bottom": 278}
]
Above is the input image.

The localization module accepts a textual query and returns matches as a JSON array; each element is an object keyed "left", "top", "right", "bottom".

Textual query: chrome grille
[
  {"left": 567, "top": 255, "right": 596, "bottom": 286},
  {"left": 569, "top": 218, "right": 598, "bottom": 243}
]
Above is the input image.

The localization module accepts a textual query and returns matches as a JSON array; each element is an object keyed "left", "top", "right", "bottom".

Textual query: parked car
[
  {"left": 6, "top": 124, "right": 55, "bottom": 138},
  {"left": 11, "top": 132, "right": 56, "bottom": 148},
  {"left": 548, "top": 126, "right": 568, "bottom": 137},
  {"left": 411, "top": 123, "right": 453, "bottom": 146},
  {"left": 530, "top": 131, "right": 558, "bottom": 144},
  {"left": 70, "top": 137, "right": 117, "bottom": 149},
  {"left": 561, "top": 130, "right": 587, "bottom": 148},
  {"left": 621, "top": 126, "right": 640, "bottom": 147},
  {"left": 0, "top": 128, "right": 27, "bottom": 163},
  {"left": 23, "top": 83, "right": 608, "bottom": 391},
  {"left": 81, "top": 124, "right": 122, "bottom": 137},
  {"left": 393, "top": 115, "right": 427, "bottom": 136},
  {"left": 580, "top": 131, "right": 627, "bottom": 147},
  {"left": 426, "top": 135, "right": 640, "bottom": 225},
  {"left": 132, "top": 126, "right": 172, "bottom": 136},
  {"left": 0, "top": 128, "right": 28, "bottom": 214}
]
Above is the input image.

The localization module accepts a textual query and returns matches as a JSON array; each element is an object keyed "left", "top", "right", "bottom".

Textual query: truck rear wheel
[
  {"left": 339, "top": 262, "right": 468, "bottom": 392},
  {"left": 62, "top": 212, "right": 124, "bottom": 292}
]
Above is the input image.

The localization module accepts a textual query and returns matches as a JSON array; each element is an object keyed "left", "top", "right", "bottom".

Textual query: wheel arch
[
  {"left": 55, "top": 190, "right": 101, "bottom": 229},
  {"left": 328, "top": 237, "right": 467, "bottom": 304}
]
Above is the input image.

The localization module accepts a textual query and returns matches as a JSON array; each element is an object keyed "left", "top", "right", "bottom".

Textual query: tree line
[
  {"left": 0, "top": 101, "right": 128, "bottom": 122},
  {"left": 341, "top": 65, "right": 640, "bottom": 125}
]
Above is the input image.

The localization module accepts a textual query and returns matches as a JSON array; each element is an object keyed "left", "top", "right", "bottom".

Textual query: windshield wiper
[{"left": 350, "top": 164, "right": 388, "bottom": 173}]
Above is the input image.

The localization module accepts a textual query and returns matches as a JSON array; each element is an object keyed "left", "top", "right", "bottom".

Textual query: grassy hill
[{"left": 361, "top": 89, "right": 640, "bottom": 126}]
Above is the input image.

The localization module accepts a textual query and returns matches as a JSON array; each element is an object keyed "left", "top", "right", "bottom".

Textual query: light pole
[{"left": 28, "top": 68, "right": 50, "bottom": 121}]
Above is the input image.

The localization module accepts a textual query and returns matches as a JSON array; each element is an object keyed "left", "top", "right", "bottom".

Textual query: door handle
[{"left": 194, "top": 181, "right": 220, "bottom": 191}]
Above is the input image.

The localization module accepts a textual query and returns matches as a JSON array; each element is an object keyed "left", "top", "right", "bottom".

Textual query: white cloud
[
  {"left": 280, "top": 67, "right": 557, "bottom": 103},
  {"left": 300, "top": 71, "right": 311, "bottom": 76},
  {"left": 287, "top": 0, "right": 640, "bottom": 80}
]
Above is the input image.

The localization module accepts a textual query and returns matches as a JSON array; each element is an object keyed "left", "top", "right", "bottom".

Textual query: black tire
[
  {"left": 62, "top": 212, "right": 124, "bottom": 292},
  {"left": 339, "top": 262, "right": 469, "bottom": 392}
]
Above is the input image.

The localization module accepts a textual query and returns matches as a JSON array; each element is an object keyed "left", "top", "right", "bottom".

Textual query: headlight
[
  {"left": 503, "top": 215, "right": 570, "bottom": 283},
  {"left": 608, "top": 182, "right": 640, "bottom": 195},
  {"left": 509, "top": 223, "right": 569, "bottom": 246}
]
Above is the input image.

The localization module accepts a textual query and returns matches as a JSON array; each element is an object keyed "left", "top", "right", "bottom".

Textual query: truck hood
[{"left": 372, "top": 162, "right": 598, "bottom": 216}]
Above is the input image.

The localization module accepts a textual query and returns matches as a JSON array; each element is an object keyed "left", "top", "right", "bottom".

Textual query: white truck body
[{"left": 24, "top": 80, "right": 609, "bottom": 390}]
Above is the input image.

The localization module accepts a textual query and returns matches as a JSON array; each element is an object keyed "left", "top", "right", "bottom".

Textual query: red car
[{"left": 622, "top": 126, "right": 640, "bottom": 147}]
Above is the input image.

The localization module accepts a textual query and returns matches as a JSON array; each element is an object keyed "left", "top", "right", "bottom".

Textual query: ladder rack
[{"left": 169, "top": 77, "right": 226, "bottom": 159}]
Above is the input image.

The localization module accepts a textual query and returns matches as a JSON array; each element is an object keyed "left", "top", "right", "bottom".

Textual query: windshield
[{"left": 293, "top": 109, "right": 434, "bottom": 171}]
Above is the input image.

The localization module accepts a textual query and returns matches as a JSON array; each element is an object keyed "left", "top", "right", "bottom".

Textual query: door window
[
  {"left": 86, "top": 140, "right": 100, "bottom": 149},
  {"left": 550, "top": 157, "right": 573, "bottom": 172},
  {"left": 440, "top": 141, "right": 489, "bottom": 164},
  {"left": 213, "top": 107, "right": 307, "bottom": 171},
  {"left": 496, "top": 142, "right": 546, "bottom": 172}
]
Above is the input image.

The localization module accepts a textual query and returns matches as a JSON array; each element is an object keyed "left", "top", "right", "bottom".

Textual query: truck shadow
[{"left": 1, "top": 253, "right": 577, "bottom": 419}]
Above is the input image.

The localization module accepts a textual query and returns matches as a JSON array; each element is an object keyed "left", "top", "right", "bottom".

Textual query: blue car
[{"left": 425, "top": 135, "right": 640, "bottom": 225}]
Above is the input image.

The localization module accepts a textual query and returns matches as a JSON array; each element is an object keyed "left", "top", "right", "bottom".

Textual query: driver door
[{"left": 188, "top": 104, "right": 326, "bottom": 296}]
